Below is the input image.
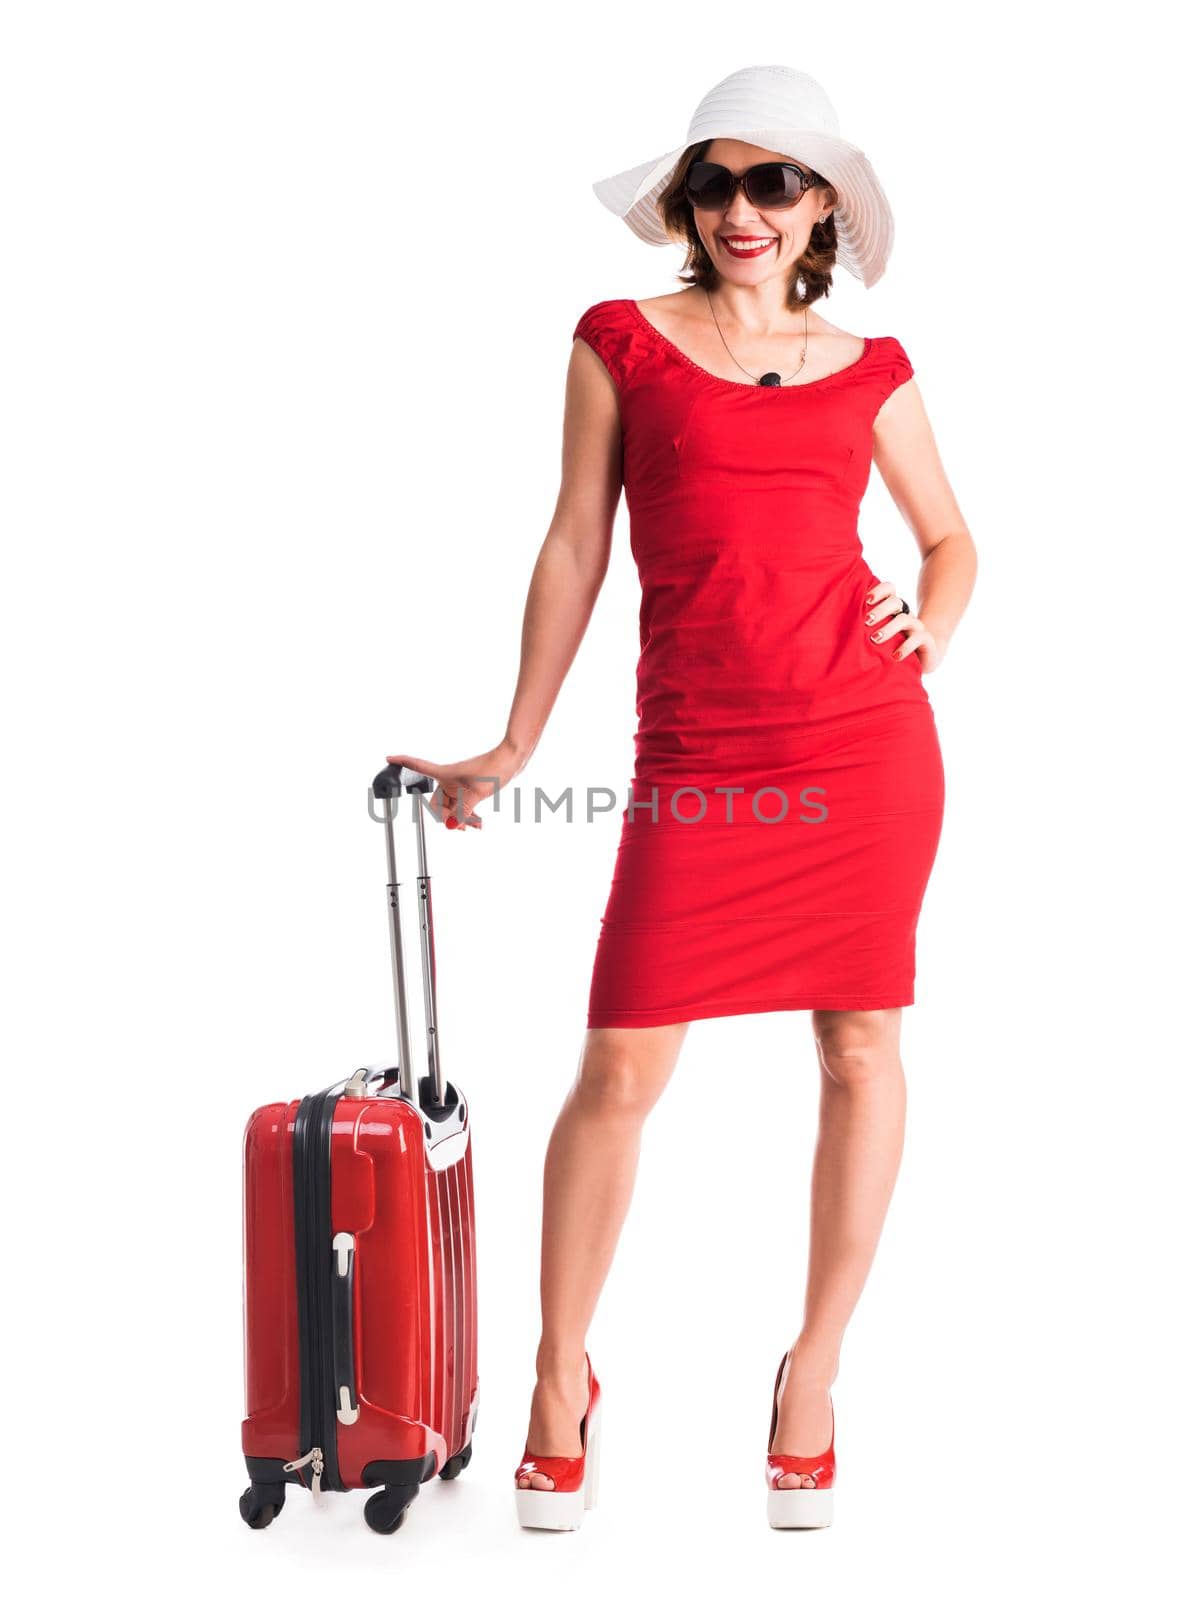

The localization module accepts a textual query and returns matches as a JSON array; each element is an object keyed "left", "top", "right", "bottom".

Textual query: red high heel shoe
[
  {"left": 514, "top": 1352, "right": 602, "bottom": 1531},
  {"left": 766, "top": 1347, "right": 836, "bottom": 1529}
]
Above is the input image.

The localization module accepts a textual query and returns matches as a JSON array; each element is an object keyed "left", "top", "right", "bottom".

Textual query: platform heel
[
  {"left": 766, "top": 1347, "right": 836, "bottom": 1530},
  {"left": 514, "top": 1353, "right": 602, "bottom": 1532}
]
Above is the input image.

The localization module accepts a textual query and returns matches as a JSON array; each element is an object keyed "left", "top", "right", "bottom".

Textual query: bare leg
[
  {"left": 770, "top": 1007, "right": 907, "bottom": 1487},
  {"left": 517, "top": 1021, "right": 689, "bottom": 1488}
]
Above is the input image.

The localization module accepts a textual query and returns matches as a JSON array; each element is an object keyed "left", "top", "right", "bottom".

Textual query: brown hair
[{"left": 655, "top": 141, "right": 839, "bottom": 309}]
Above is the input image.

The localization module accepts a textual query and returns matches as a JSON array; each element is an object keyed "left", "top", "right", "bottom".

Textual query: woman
[{"left": 388, "top": 64, "right": 976, "bottom": 1532}]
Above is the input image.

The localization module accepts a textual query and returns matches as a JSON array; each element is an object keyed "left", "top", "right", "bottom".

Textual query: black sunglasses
[{"left": 683, "top": 159, "right": 823, "bottom": 213}]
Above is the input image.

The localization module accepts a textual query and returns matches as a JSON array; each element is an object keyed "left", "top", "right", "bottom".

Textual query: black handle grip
[
  {"left": 332, "top": 1235, "right": 358, "bottom": 1424},
  {"left": 372, "top": 764, "right": 434, "bottom": 799}
]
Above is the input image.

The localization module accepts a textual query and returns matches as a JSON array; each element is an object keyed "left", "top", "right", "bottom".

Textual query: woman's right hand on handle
[{"left": 385, "top": 740, "right": 523, "bottom": 832}]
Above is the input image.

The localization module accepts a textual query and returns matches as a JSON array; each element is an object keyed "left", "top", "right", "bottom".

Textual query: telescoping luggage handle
[{"left": 370, "top": 764, "right": 444, "bottom": 1109}]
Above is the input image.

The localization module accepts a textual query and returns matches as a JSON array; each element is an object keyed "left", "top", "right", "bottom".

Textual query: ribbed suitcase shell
[{"left": 241, "top": 1090, "right": 478, "bottom": 1483}]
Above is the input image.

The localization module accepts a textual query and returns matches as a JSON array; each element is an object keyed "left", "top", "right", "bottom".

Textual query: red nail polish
[{"left": 446, "top": 816, "right": 458, "bottom": 829}]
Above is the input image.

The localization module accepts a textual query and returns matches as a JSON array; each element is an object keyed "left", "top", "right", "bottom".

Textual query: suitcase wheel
[
  {"left": 363, "top": 1484, "right": 418, "bottom": 1535},
  {"left": 438, "top": 1441, "right": 473, "bottom": 1481},
  {"left": 239, "top": 1483, "right": 285, "bottom": 1530}
]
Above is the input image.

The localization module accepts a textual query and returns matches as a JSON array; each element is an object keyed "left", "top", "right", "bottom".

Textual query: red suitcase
[{"left": 239, "top": 765, "right": 479, "bottom": 1535}]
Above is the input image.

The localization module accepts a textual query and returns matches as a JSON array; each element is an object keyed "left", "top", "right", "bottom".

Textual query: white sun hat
[{"left": 591, "top": 64, "right": 896, "bottom": 288}]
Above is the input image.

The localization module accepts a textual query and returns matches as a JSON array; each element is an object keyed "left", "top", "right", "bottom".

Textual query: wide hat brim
[{"left": 592, "top": 126, "right": 895, "bottom": 288}]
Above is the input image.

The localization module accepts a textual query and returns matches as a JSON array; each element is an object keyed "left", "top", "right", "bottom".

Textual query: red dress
[{"left": 574, "top": 298, "right": 945, "bottom": 1028}]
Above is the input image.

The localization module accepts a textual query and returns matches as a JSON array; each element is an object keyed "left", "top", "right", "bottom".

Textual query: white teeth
[{"left": 724, "top": 238, "right": 775, "bottom": 250}]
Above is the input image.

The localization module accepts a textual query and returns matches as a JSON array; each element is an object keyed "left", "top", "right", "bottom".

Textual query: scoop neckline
[{"left": 625, "top": 297, "right": 874, "bottom": 392}]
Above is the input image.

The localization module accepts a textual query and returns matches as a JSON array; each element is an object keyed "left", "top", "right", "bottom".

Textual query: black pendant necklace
[{"left": 705, "top": 289, "right": 809, "bottom": 387}]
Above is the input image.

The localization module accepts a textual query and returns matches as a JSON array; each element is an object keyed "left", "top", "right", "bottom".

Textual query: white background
[{"left": 4, "top": 1, "right": 1183, "bottom": 1593}]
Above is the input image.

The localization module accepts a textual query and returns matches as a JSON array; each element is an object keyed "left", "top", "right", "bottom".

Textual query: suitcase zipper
[
  {"left": 293, "top": 1090, "right": 343, "bottom": 1492},
  {"left": 283, "top": 1445, "right": 325, "bottom": 1501}
]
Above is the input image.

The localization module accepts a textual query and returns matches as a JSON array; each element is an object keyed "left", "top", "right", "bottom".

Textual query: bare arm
[
  {"left": 503, "top": 336, "right": 623, "bottom": 766},
  {"left": 866, "top": 378, "right": 978, "bottom": 670},
  {"left": 386, "top": 335, "right": 622, "bottom": 829}
]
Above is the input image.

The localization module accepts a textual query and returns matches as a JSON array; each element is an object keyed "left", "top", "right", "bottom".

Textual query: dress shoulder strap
[{"left": 572, "top": 299, "right": 644, "bottom": 395}]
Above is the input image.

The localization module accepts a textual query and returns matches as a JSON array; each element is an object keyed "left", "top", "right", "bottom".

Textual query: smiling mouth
[{"left": 720, "top": 235, "right": 777, "bottom": 257}]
